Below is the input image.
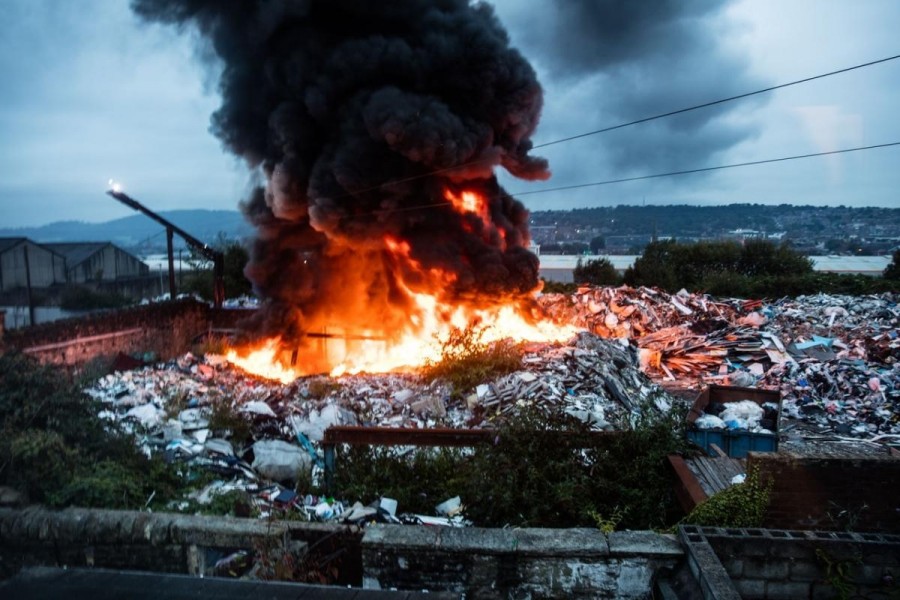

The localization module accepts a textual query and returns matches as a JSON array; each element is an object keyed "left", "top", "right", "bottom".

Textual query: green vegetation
[
  {"left": 333, "top": 400, "right": 688, "bottom": 530},
  {"left": 540, "top": 279, "right": 577, "bottom": 294},
  {"left": 884, "top": 249, "right": 900, "bottom": 280},
  {"left": 422, "top": 325, "right": 522, "bottom": 399},
  {"left": 681, "top": 467, "right": 772, "bottom": 528},
  {"left": 182, "top": 235, "right": 253, "bottom": 300},
  {"left": 573, "top": 257, "right": 621, "bottom": 286},
  {"left": 623, "top": 239, "right": 896, "bottom": 296},
  {"left": 59, "top": 286, "right": 133, "bottom": 310},
  {"left": 0, "top": 353, "right": 182, "bottom": 509}
]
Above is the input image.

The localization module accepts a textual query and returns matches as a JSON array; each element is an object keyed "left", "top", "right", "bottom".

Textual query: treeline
[
  {"left": 531, "top": 204, "right": 900, "bottom": 237},
  {"left": 569, "top": 241, "right": 899, "bottom": 297}
]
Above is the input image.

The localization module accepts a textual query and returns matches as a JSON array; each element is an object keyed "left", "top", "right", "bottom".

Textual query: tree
[
  {"left": 884, "top": 249, "right": 900, "bottom": 280},
  {"left": 623, "top": 240, "right": 678, "bottom": 290},
  {"left": 589, "top": 236, "right": 606, "bottom": 254},
  {"left": 574, "top": 257, "right": 621, "bottom": 286},
  {"left": 738, "top": 240, "right": 812, "bottom": 277},
  {"left": 183, "top": 235, "right": 252, "bottom": 300}
]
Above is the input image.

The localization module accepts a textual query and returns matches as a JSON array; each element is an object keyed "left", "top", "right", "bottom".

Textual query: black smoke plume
[{"left": 132, "top": 0, "right": 549, "bottom": 348}]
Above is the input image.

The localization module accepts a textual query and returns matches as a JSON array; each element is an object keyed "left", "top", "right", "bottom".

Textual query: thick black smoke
[
  {"left": 496, "top": 0, "right": 766, "bottom": 176},
  {"left": 132, "top": 0, "right": 549, "bottom": 344}
]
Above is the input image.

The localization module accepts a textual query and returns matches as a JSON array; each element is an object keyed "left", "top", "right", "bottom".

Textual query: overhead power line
[
  {"left": 339, "top": 53, "right": 900, "bottom": 198},
  {"left": 510, "top": 142, "right": 900, "bottom": 197},
  {"left": 532, "top": 53, "right": 900, "bottom": 149}
]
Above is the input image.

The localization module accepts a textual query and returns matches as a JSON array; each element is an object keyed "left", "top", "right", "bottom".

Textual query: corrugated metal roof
[
  {"left": 0, "top": 237, "right": 27, "bottom": 254},
  {"left": 42, "top": 242, "right": 111, "bottom": 266}
]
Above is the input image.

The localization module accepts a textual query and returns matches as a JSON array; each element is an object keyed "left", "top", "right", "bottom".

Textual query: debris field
[{"left": 84, "top": 285, "right": 899, "bottom": 523}]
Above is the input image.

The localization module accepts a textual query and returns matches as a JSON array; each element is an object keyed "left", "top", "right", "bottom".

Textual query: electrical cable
[{"left": 510, "top": 142, "right": 900, "bottom": 197}]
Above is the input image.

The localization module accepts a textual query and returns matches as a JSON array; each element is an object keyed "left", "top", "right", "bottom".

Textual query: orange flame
[{"left": 225, "top": 188, "right": 578, "bottom": 382}]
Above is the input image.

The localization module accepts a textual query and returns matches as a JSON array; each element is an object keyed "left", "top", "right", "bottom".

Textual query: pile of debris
[
  {"left": 541, "top": 286, "right": 899, "bottom": 437},
  {"left": 85, "top": 331, "right": 671, "bottom": 521}
]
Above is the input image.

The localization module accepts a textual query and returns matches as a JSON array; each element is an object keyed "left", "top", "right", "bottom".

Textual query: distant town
[
  {"left": 2, "top": 204, "right": 898, "bottom": 258},
  {"left": 528, "top": 204, "right": 900, "bottom": 256}
]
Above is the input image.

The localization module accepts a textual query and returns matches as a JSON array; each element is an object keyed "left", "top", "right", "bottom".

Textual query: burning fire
[
  {"left": 225, "top": 188, "right": 580, "bottom": 383},
  {"left": 226, "top": 292, "right": 578, "bottom": 382}
]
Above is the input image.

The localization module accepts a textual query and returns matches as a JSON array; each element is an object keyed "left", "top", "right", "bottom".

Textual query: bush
[
  {"left": 885, "top": 249, "right": 900, "bottom": 280},
  {"left": 574, "top": 257, "right": 621, "bottom": 286},
  {"left": 422, "top": 325, "right": 522, "bottom": 398},
  {"left": 682, "top": 467, "right": 771, "bottom": 528},
  {"left": 0, "top": 353, "right": 181, "bottom": 509},
  {"left": 59, "top": 286, "right": 133, "bottom": 310},
  {"left": 332, "top": 399, "right": 688, "bottom": 530}
]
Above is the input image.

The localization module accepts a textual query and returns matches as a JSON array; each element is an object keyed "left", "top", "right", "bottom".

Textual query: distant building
[
  {"left": 0, "top": 239, "right": 148, "bottom": 291},
  {"left": 0, "top": 238, "right": 67, "bottom": 292},
  {"left": 42, "top": 242, "right": 149, "bottom": 284}
]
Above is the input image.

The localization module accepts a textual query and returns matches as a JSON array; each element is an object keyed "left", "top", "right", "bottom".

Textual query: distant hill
[{"left": 0, "top": 210, "right": 253, "bottom": 251}]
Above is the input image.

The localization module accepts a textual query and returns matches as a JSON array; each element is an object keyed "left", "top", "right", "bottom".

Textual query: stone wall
[
  {"left": 0, "top": 300, "right": 210, "bottom": 367},
  {"left": 748, "top": 452, "right": 900, "bottom": 532},
  {"left": 361, "top": 525, "right": 683, "bottom": 599},
  {"left": 678, "top": 525, "right": 900, "bottom": 599}
]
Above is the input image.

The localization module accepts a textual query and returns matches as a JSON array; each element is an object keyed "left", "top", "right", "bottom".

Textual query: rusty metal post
[
  {"left": 166, "top": 227, "right": 176, "bottom": 300},
  {"left": 23, "top": 244, "right": 35, "bottom": 326}
]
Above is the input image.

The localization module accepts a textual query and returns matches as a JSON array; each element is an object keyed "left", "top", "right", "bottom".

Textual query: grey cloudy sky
[{"left": 1, "top": 0, "right": 898, "bottom": 228}]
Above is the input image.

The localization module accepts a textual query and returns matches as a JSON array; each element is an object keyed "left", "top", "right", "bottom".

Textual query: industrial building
[
  {"left": 0, "top": 238, "right": 67, "bottom": 292},
  {"left": 0, "top": 238, "right": 148, "bottom": 290},
  {"left": 42, "top": 242, "right": 149, "bottom": 283}
]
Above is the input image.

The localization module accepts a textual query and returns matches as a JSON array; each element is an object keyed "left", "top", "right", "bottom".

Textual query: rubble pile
[
  {"left": 541, "top": 287, "right": 900, "bottom": 436},
  {"left": 81, "top": 286, "right": 898, "bottom": 520},
  {"left": 85, "top": 331, "right": 670, "bottom": 521}
]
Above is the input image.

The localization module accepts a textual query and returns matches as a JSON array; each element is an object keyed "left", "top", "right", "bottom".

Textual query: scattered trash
[{"left": 80, "top": 285, "right": 898, "bottom": 525}]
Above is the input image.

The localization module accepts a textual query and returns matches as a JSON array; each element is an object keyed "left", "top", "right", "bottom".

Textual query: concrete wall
[
  {"left": 678, "top": 526, "right": 900, "bottom": 600},
  {"left": 0, "top": 507, "right": 309, "bottom": 580},
  {"left": 0, "top": 241, "right": 66, "bottom": 291},
  {"left": 749, "top": 452, "right": 900, "bottom": 532},
  {"left": 361, "top": 525, "right": 683, "bottom": 599},
  {"left": 0, "top": 300, "right": 209, "bottom": 366}
]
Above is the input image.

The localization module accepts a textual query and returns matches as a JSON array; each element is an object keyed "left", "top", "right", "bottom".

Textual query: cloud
[{"left": 492, "top": 0, "right": 769, "bottom": 179}]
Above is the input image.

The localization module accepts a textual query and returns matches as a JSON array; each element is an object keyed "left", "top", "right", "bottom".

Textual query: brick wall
[
  {"left": 0, "top": 300, "right": 210, "bottom": 367},
  {"left": 679, "top": 526, "right": 900, "bottom": 600},
  {"left": 748, "top": 452, "right": 900, "bottom": 532}
]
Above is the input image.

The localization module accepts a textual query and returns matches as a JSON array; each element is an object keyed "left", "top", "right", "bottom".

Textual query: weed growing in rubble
[
  {"left": 422, "top": 325, "right": 522, "bottom": 398},
  {"left": 333, "top": 402, "right": 689, "bottom": 530},
  {"left": 681, "top": 466, "right": 772, "bottom": 528},
  {"left": 0, "top": 352, "right": 182, "bottom": 510},
  {"left": 208, "top": 399, "right": 253, "bottom": 449}
]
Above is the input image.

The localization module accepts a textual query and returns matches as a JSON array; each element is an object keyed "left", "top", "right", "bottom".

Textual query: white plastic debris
[
  {"left": 239, "top": 400, "right": 277, "bottom": 418},
  {"left": 252, "top": 439, "right": 312, "bottom": 481},
  {"left": 694, "top": 414, "right": 726, "bottom": 430},
  {"left": 125, "top": 404, "right": 164, "bottom": 428}
]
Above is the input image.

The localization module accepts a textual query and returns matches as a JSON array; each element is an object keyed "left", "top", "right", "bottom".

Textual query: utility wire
[
  {"left": 510, "top": 142, "right": 900, "bottom": 197},
  {"left": 336, "top": 53, "right": 900, "bottom": 198},
  {"left": 532, "top": 53, "right": 900, "bottom": 149}
]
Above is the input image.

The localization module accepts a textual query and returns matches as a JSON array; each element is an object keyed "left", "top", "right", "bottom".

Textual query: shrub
[
  {"left": 682, "top": 467, "right": 772, "bottom": 528},
  {"left": 0, "top": 353, "right": 181, "bottom": 509},
  {"left": 884, "top": 249, "right": 900, "bottom": 280},
  {"left": 332, "top": 399, "right": 688, "bottom": 530},
  {"left": 574, "top": 257, "right": 621, "bottom": 286},
  {"left": 422, "top": 325, "right": 522, "bottom": 398},
  {"left": 59, "top": 286, "right": 132, "bottom": 310}
]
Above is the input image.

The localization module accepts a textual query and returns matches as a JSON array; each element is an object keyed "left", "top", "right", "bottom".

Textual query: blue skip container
[{"left": 686, "top": 384, "right": 781, "bottom": 458}]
